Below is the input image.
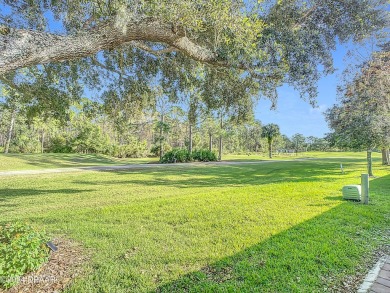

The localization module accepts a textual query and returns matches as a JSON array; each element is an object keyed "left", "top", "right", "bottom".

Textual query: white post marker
[
  {"left": 340, "top": 163, "right": 344, "bottom": 174},
  {"left": 361, "top": 174, "right": 369, "bottom": 204}
]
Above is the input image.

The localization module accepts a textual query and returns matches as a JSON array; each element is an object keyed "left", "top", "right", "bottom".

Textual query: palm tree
[{"left": 261, "top": 124, "right": 280, "bottom": 158}]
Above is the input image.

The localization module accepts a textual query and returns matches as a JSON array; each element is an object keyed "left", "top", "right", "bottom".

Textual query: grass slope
[
  {"left": 0, "top": 155, "right": 388, "bottom": 292},
  {"left": 224, "top": 151, "right": 380, "bottom": 161},
  {"left": 0, "top": 151, "right": 379, "bottom": 171},
  {"left": 0, "top": 153, "right": 158, "bottom": 171}
]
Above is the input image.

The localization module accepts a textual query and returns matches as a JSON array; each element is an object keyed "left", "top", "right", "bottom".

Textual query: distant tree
[
  {"left": 248, "top": 120, "right": 263, "bottom": 152},
  {"left": 311, "top": 137, "right": 331, "bottom": 152},
  {"left": 291, "top": 133, "right": 306, "bottom": 153},
  {"left": 274, "top": 135, "right": 292, "bottom": 152},
  {"left": 261, "top": 124, "right": 280, "bottom": 158},
  {"left": 154, "top": 93, "right": 172, "bottom": 161},
  {"left": 325, "top": 43, "right": 390, "bottom": 175},
  {"left": 202, "top": 115, "right": 219, "bottom": 152},
  {"left": 306, "top": 136, "right": 316, "bottom": 151}
]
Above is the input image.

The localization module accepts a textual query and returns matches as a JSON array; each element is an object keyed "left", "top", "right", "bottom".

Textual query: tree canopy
[
  {"left": 0, "top": 0, "right": 388, "bottom": 107},
  {"left": 325, "top": 42, "right": 390, "bottom": 174},
  {"left": 261, "top": 123, "right": 280, "bottom": 158}
]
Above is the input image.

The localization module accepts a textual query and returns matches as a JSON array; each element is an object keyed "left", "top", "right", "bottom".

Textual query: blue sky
[{"left": 255, "top": 44, "right": 350, "bottom": 138}]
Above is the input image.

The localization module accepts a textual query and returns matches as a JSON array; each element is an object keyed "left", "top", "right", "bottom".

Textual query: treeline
[{"left": 0, "top": 98, "right": 333, "bottom": 159}]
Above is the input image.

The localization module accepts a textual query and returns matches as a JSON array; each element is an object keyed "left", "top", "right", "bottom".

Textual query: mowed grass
[
  {"left": 0, "top": 153, "right": 158, "bottom": 171},
  {"left": 0, "top": 151, "right": 377, "bottom": 171},
  {"left": 0, "top": 155, "right": 389, "bottom": 292},
  {"left": 224, "top": 151, "right": 380, "bottom": 161}
]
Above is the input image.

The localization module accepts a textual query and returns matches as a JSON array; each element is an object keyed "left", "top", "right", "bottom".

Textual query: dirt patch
[
  {"left": 201, "top": 265, "right": 234, "bottom": 283},
  {"left": 1, "top": 238, "right": 88, "bottom": 293}
]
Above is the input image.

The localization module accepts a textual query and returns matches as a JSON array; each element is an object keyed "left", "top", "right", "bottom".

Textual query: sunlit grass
[
  {"left": 0, "top": 154, "right": 388, "bottom": 292},
  {"left": 224, "top": 151, "right": 380, "bottom": 162},
  {"left": 0, "top": 153, "right": 158, "bottom": 171},
  {"left": 0, "top": 151, "right": 378, "bottom": 172}
]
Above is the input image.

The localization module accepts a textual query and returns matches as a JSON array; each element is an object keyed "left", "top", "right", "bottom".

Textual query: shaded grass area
[
  {"left": 0, "top": 157, "right": 389, "bottom": 292},
  {"left": 0, "top": 153, "right": 158, "bottom": 171}
]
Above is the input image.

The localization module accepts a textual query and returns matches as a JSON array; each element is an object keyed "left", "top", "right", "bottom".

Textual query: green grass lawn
[
  {"left": 0, "top": 153, "right": 158, "bottom": 171},
  {"left": 0, "top": 154, "right": 389, "bottom": 292},
  {"left": 0, "top": 151, "right": 378, "bottom": 172},
  {"left": 224, "top": 151, "right": 380, "bottom": 161}
]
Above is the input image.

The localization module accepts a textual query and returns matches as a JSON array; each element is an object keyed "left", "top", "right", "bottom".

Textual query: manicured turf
[
  {"left": 0, "top": 154, "right": 388, "bottom": 292},
  {"left": 0, "top": 151, "right": 377, "bottom": 172},
  {"left": 224, "top": 151, "right": 379, "bottom": 161},
  {"left": 0, "top": 153, "right": 158, "bottom": 171}
]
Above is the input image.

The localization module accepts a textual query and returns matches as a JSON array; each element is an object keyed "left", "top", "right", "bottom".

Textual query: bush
[
  {"left": 192, "top": 149, "right": 218, "bottom": 162},
  {"left": 0, "top": 223, "right": 50, "bottom": 289},
  {"left": 161, "top": 148, "right": 192, "bottom": 163},
  {"left": 161, "top": 149, "right": 218, "bottom": 163}
]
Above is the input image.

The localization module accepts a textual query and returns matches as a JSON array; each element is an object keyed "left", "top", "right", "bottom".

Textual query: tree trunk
[
  {"left": 367, "top": 150, "right": 374, "bottom": 177},
  {"left": 188, "top": 124, "right": 193, "bottom": 153},
  {"left": 0, "top": 18, "right": 226, "bottom": 76},
  {"left": 41, "top": 131, "right": 45, "bottom": 153},
  {"left": 218, "top": 136, "right": 222, "bottom": 161},
  {"left": 4, "top": 110, "right": 16, "bottom": 154},
  {"left": 209, "top": 133, "right": 212, "bottom": 151},
  {"left": 381, "top": 148, "right": 389, "bottom": 165},
  {"left": 268, "top": 139, "right": 272, "bottom": 158},
  {"left": 159, "top": 114, "right": 164, "bottom": 161},
  {"left": 218, "top": 114, "right": 223, "bottom": 161}
]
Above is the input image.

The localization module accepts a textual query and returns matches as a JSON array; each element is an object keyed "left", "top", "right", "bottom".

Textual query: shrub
[
  {"left": 161, "top": 148, "right": 192, "bottom": 163},
  {"left": 161, "top": 149, "right": 218, "bottom": 163},
  {"left": 192, "top": 149, "right": 218, "bottom": 162},
  {"left": 0, "top": 223, "right": 50, "bottom": 289}
]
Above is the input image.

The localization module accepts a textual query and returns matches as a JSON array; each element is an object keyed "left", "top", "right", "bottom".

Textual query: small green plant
[{"left": 0, "top": 222, "right": 50, "bottom": 289}]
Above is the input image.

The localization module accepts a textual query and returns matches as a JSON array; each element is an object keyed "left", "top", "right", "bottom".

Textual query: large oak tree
[{"left": 0, "top": 0, "right": 388, "bottom": 106}]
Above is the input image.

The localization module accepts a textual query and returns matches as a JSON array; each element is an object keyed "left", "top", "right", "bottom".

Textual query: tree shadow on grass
[
  {"left": 72, "top": 160, "right": 363, "bottom": 189},
  {"left": 153, "top": 174, "right": 390, "bottom": 292},
  {"left": 0, "top": 188, "right": 95, "bottom": 201},
  {"left": 1, "top": 153, "right": 124, "bottom": 169}
]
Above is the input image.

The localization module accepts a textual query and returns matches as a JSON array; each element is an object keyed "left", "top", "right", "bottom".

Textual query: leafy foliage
[
  {"left": 1, "top": 0, "right": 387, "bottom": 110},
  {"left": 161, "top": 148, "right": 217, "bottom": 163},
  {"left": 160, "top": 148, "right": 192, "bottom": 163},
  {"left": 325, "top": 43, "right": 390, "bottom": 151},
  {"left": 0, "top": 222, "right": 50, "bottom": 289},
  {"left": 291, "top": 133, "right": 306, "bottom": 152},
  {"left": 261, "top": 123, "right": 281, "bottom": 158},
  {"left": 110, "top": 140, "right": 149, "bottom": 158},
  {"left": 192, "top": 149, "right": 218, "bottom": 162}
]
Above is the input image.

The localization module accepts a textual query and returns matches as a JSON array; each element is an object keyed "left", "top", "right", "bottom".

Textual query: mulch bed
[{"left": 1, "top": 238, "right": 88, "bottom": 293}]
